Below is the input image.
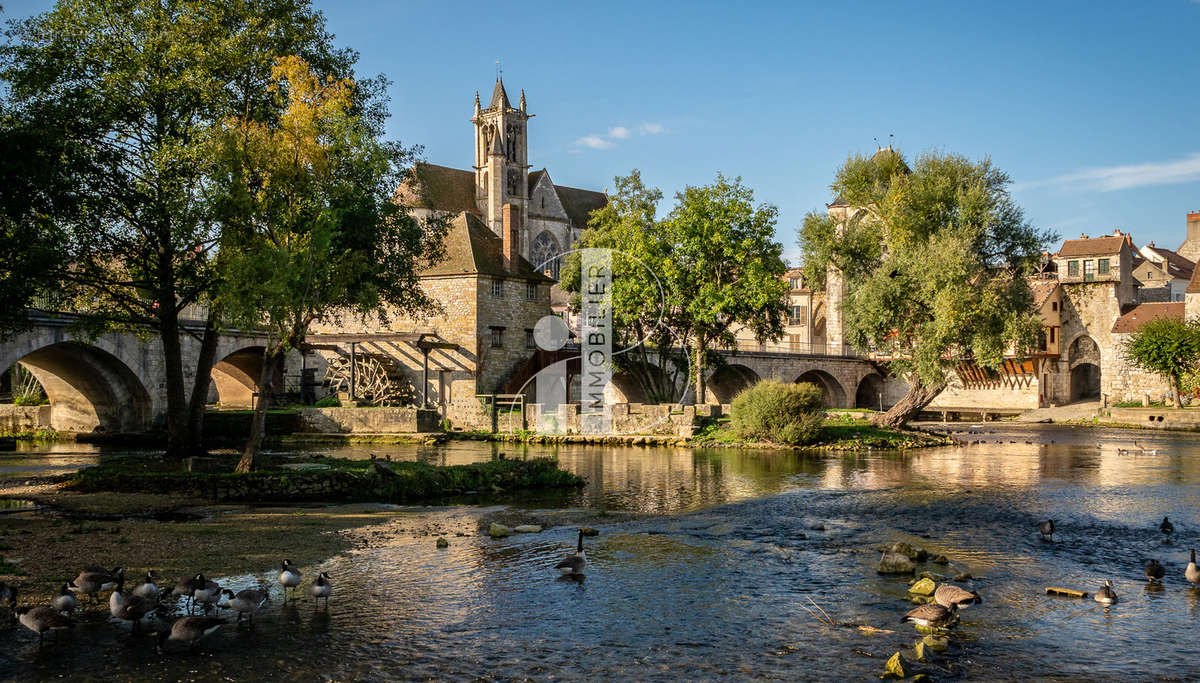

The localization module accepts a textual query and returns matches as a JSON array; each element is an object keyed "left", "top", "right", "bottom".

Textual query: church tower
[{"left": 473, "top": 76, "right": 532, "bottom": 236}]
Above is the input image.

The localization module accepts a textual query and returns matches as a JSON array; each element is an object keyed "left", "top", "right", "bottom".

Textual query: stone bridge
[{"left": 0, "top": 313, "right": 277, "bottom": 433}]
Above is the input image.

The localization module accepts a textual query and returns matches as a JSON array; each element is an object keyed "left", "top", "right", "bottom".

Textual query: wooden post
[
  {"left": 422, "top": 346, "right": 430, "bottom": 408},
  {"left": 349, "top": 342, "right": 357, "bottom": 401}
]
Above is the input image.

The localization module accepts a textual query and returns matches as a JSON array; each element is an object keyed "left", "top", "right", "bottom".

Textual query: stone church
[{"left": 398, "top": 76, "right": 607, "bottom": 279}]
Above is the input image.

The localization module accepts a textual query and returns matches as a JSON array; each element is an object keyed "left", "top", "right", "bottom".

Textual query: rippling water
[{"left": 5, "top": 425, "right": 1200, "bottom": 679}]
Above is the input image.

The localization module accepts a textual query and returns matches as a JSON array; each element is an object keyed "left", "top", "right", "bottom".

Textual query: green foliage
[
  {"left": 562, "top": 171, "right": 787, "bottom": 402},
  {"left": 314, "top": 395, "right": 341, "bottom": 408},
  {"left": 1123, "top": 317, "right": 1200, "bottom": 407},
  {"left": 798, "top": 149, "right": 1053, "bottom": 424},
  {"left": 730, "top": 380, "right": 825, "bottom": 445},
  {"left": 9, "top": 365, "right": 46, "bottom": 405}
]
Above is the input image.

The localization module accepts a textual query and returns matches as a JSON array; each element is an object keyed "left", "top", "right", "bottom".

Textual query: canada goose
[
  {"left": 554, "top": 530, "right": 586, "bottom": 576},
  {"left": 73, "top": 566, "right": 123, "bottom": 604},
  {"left": 1135, "top": 442, "right": 1161, "bottom": 455},
  {"left": 1095, "top": 580, "right": 1118, "bottom": 605},
  {"left": 191, "top": 574, "right": 221, "bottom": 614},
  {"left": 279, "top": 560, "right": 301, "bottom": 600},
  {"left": 170, "top": 575, "right": 197, "bottom": 613},
  {"left": 109, "top": 577, "right": 155, "bottom": 629},
  {"left": 933, "top": 584, "right": 982, "bottom": 610},
  {"left": 901, "top": 602, "right": 958, "bottom": 630},
  {"left": 311, "top": 572, "right": 331, "bottom": 608},
  {"left": 52, "top": 582, "right": 77, "bottom": 614},
  {"left": 1186, "top": 549, "right": 1200, "bottom": 586},
  {"left": 156, "top": 615, "right": 226, "bottom": 653},
  {"left": 132, "top": 571, "right": 160, "bottom": 602},
  {"left": 1160, "top": 517, "right": 1175, "bottom": 536},
  {"left": 220, "top": 588, "right": 268, "bottom": 622},
  {"left": 16, "top": 605, "right": 74, "bottom": 643},
  {"left": 1145, "top": 559, "right": 1166, "bottom": 582},
  {"left": 0, "top": 581, "right": 17, "bottom": 609},
  {"left": 1035, "top": 520, "right": 1055, "bottom": 541}
]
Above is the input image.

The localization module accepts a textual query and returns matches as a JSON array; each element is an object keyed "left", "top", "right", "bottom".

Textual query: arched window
[{"left": 530, "top": 231, "right": 561, "bottom": 279}]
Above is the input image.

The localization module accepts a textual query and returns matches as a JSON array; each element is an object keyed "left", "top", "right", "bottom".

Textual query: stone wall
[
  {"left": 297, "top": 407, "right": 441, "bottom": 434},
  {"left": 525, "top": 402, "right": 720, "bottom": 437},
  {"left": 1103, "top": 333, "right": 1174, "bottom": 403},
  {"left": 474, "top": 276, "right": 552, "bottom": 394},
  {"left": 928, "top": 378, "right": 1040, "bottom": 410},
  {"left": 0, "top": 404, "right": 51, "bottom": 433}
]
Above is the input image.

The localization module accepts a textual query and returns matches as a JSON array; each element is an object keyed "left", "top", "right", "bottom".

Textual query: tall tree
[
  {"left": 1124, "top": 317, "right": 1200, "bottom": 409},
  {"left": 213, "top": 56, "right": 444, "bottom": 472},
  {"left": 1, "top": 0, "right": 355, "bottom": 455},
  {"left": 798, "top": 149, "right": 1053, "bottom": 427},
  {"left": 565, "top": 172, "right": 787, "bottom": 404}
]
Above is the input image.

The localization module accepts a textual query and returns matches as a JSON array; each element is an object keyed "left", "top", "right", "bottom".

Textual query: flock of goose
[
  {"left": 0, "top": 559, "right": 333, "bottom": 651},
  {"left": 1, "top": 530, "right": 588, "bottom": 652}
]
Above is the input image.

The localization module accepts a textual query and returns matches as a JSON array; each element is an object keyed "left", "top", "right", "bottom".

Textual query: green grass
[
  {"left": 0, "top": 556, "right": 26, "bottom": 575},
  {"left": 0, "top": 427, "right": 60, "bottom": 441}
]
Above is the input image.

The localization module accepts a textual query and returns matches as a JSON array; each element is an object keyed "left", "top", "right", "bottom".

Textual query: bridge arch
[
  {"left": 795, "top": 369, "right": 847, "bottom": 408},
  {"left": 210, "top": 346, "right": 276, "bottom": 408},
  {"left": 855, "top": 373, "right": 886, "bottom": 410},
  {"left": 706, "top": 364, "right": 760, "bottom": 404},
  {"left": 0, "top": 341, "right": 152, "bottom": 433}
]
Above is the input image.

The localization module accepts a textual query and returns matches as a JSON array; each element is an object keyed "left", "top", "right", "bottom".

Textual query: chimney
[
  {"left": 1188, "top": 211, "right": 1200, "bottom": 243},
  {"left": 502, "top": 203, "right": 521, "bottom": 273}
]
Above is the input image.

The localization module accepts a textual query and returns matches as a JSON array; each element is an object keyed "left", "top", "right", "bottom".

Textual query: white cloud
[
  {"left": 639, "top": 122, "right": 666, "bottom": 135},
  {"left": 573, "top": 134, "right": 614, "bottom": 150},
  {"left": 1021, "top": 152, "right": 1200, "bottom": 193},
  {"left": 608, "top": 126, "right": 631, "bottom": 140}
]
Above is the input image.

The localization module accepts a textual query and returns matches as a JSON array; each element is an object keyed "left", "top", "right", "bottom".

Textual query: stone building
[
  {"left": 1175, "top": 210, "right": 1200, "bottom": 262},
  {"left": 731, "top": 268, "right": 827, "bottom": 353},
  {"left": 396, "top": 76, "right": 607, "bottom": 280},
  {"left": 1133, "top": 242, "right": 1194, "bottom": 302}
]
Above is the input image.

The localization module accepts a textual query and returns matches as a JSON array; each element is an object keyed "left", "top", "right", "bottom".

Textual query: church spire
[
  {"left": 474, "top": 90, "right": 480, "bottom": 118},
  {"left": 489, "top": 76, "right": 510, "bottom": 110}
]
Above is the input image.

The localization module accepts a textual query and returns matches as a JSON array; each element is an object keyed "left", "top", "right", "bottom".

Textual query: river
[{"left": 3, "top": 424, "right": 1200, "bottom": 680}]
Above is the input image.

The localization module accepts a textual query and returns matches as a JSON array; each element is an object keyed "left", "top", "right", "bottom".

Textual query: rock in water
[
  {"left": 914, "top": 640, "right": 929, "bottom": 662},
  {"left": 580, "top": 527, "right": 600, "bottom": 537},
  {"left": 436, "top": 537, "right": 449, "bottom": 548},
  {"left": 908, "top": 577, "right": 936, "bottom": 596},
  {"left": 513, "top": 525, "right": 543, "bottom": 533},
  {"left": 921, "top": 635, "right": 949, "bottom": 652},
  {"left": 488, "top": 523, "right": 512, "bottom": 538},
  {"left": 878, "top": 551, "right": 916, "bottom": 574},
  {"left": 931, "top": 554, "right": 949, "bottom": 565},
  {"left": 885, "top": 651, "right": 908, "bottom": 678}
]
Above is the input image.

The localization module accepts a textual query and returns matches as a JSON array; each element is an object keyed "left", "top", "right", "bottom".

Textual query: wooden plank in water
[{"left": 1046, "top": 586, "right": 1089, "bottom": 598}]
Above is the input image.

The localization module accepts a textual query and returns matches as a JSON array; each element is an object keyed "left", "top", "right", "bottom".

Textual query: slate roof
[
  {"left": 488, "top": 78, "right": 510, "bottom": 110},
  {"left": 554, "top": 184, "right": 607, "bottom": 229},
  {"left": 1111, "top": 301, "right": 1185, "bottom": 333},
  {"left": 1057, "top": 235, "right": 1128, "bottom": 258},
  {"left": 422, "top": 212, "right": 553, "bottom": 283}
]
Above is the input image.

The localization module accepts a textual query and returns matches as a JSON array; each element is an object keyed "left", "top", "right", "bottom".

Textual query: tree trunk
[
  {"left": 235, "top": 347, "right": 282, "bottom": 473},
  {"left": 693, "top": 344, "right": 705, "bottom": 405},
  {"left": 159, "top": 305, "right": 189, "bottom": 458},
  {"left": 1171, "top": 373, "right": 1183, "bottom": 409},
  {"left": 872, "top": 375, "right": 947, "bottom": 429},
  {"left": 185, "top": 316, "right": 221, "bottom": 455}
]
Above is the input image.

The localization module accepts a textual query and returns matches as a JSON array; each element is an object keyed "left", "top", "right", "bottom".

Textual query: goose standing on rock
[
  {"left": 279, "top": 560, "right": 301, "bottom": 601},
  {"left": 555, "top": 529, "right": 587, "bottom": 576},
  {"left": 192, "top": 574, "right": 221, "bottom": 614},
  {"left": 132, "top": 571, "right": 160, "bottom": 602},
  {"left": 1095, "top": 580, "right": 1118, "bottom": 605},
  {"left": 17, "top": 604, "right": 74, "bottom": 643},
  {"left": 1035, "top": 520, "right": 1055, "bottom": 542},
  {"left": 52, "top": 582, "right": 77, "bottom": 615},
  {"left": 933, "top": 584, "right": 982, "bottom": 610},
  {"left": 220, "top": 588, "right": 268, "bottom": 622},
  {"left": 901, "top": 602, "right": 958, "bottom": 630},
  {"left": 311, "top": 572, "right": 332, "bottom": 608},
  {"left": 1145, "top": 559, "right": 1166, "bottom": 582},
  {"left": 156, "top": 615, "right": 226, "bottom": 653},
  {"left": 73, "top": 566, "right": 122, "bottom": 605},
  {"left": 1160, "top": 517, "right": 1175, "bottom": 538},
  {"left": 1186, "top": 549, "right": 1200, "bottom": 586}
]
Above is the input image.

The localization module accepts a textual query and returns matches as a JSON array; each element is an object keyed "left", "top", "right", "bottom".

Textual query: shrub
[
  {"left": 314, "top": 395, "right": 340, "bottom": 408},
  {"left": 729, "top": 380, "right": 825, "bottom": 445}
]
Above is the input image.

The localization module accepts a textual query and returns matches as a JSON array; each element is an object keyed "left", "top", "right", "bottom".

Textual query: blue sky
[{"left": 5, "top": 1, "right": 1200, "bottom": 263}]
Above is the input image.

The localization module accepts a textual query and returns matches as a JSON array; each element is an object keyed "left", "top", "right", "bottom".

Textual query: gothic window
[
  {"left": 506, "top": 168, "right": 521, "bottom": 196},
  {"left": 530, "top": 231, "right": 561, "bottom": 279}
]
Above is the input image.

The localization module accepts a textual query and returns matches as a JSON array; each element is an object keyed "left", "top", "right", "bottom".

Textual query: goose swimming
[
  {"left": 1145, "top": 559, "right": 1166, "bottom": 582},
  {"left": 901, "top": 602, "right": 958, "bottom": 630},
  {"left": 1187, "top": 549, "right": 1200, "bottom": 586},
  {"left": 278, "top": 560, "right": 301, "bottom": 600},
  {"left": 220, "top": 588, "right": 268, "bottom": 622},
  {"left": 16, "top": 605, "right": 74, "bottom": 643},
  {"left": 1035, "top": 520, "right": 1055, "bottom": 541},
  {"left": 311, "top": 572, "right": 332, "bottom": 608},
  {"left": 51, "top": 583, "right": 77, "bottom": 615},
  {"left": 1095, "top": 579, "right": 1118, "bottom": 605},
  {"left": 554, "top": 529, "right": 587, "bottom": 576},
  {"left": 1160, "top": 517, "right": 1175, "bottom": 537},
  {"left": 933, "top": 584, "right": 982, "bottom": 610}
]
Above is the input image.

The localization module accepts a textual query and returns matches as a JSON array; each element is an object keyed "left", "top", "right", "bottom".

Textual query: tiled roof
[
  {"left": 554, "top": 185, "right": 607, "bottom": 229},
  {"left": 422, "top": 212, "right": 553, "bottom": 283},
  {"left": 1111, "top": 302, "right": 1185, "bottom": 333},
  {"left": 1057, "top": 235, "right": 1127, "bottom": 258},
  {"left": 398, "top": 163, "right": 480, "bottom": 216},
  {"left": 1144, "top": 245, "right": 1195, "bottom": 280},
  {"left": 1027, "top": 278, "right": 1060, "bottom": 310}
]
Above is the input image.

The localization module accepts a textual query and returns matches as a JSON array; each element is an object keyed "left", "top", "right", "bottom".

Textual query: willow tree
[
  {"left": 798, "top": 149, "right": 1052, "bottom": 428},
  {"left": 214, "top": 57, "right": 444, "bottom": 472}
]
